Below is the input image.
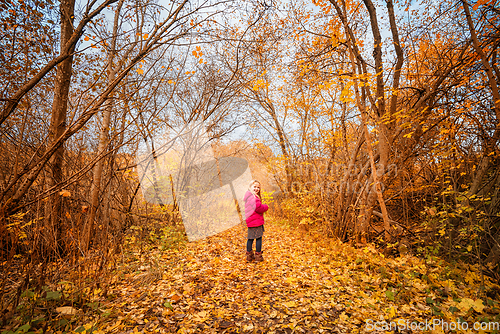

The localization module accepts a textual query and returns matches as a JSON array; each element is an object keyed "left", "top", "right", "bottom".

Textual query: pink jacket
[{"left": 244, "top": 191, "right": 268, "bottom": 227}]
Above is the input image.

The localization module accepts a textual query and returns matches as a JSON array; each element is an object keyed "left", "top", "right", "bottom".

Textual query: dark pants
[{"left": 247, "top": 237, "right": 262, "bottom": 252}]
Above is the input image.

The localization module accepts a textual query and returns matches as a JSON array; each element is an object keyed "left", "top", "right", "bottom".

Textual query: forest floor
[{"left": 3, "top": 219, "right": 500, "bottom": 334}]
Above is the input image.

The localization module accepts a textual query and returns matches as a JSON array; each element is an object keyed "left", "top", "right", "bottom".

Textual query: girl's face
[{"left": 251, "top": 182, "right": 260, "bottom": 194}]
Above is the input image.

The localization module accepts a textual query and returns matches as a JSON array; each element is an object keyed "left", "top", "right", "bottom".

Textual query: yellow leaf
[
  {"left": 183, "top": 283, "right": 193, "bottom": 295},
  {"left": 105, "top": 320, "right": 122, "bottom": 332},
  {"left": 59, "top": 190, "right": 71, "bottom": 197},
  {"left": 84, "top": 36, "right": 90, "bottom": 41},
  {"left": 243, "top": 324, "right": 254, "bottom": 331},
  {"left": 457, "top": 298, "right": 484, "bottom": 313},
  {"left": 136, "top": 68, "right": 144, "bottom": 75},
  {"left": 143, "top": 33, "right": 149, "bottom": 39},
  {"left": 471, "top": 299, "right": 485, "bottom": 313},
  {"left": 248, "top": 309, "right": 263, "bottom": 317},
  {"left": 465, "top": 272, "right": 475, "bottom": 284},
  {"left": 168, "top": 80, "right": 174, "bottom": 84},
  {"left": 339, "top": 312, "right": 349, "bottom": 321},
  {"left": 192, "top": 310, "right": 208, "bottom": 322},
  {"left": 387, "top": 306, "right": 396, "bottom": 318},
  {"left": 55, "top": 306, "right": 78, "bottom": 317},
  {"left": 283, "top": 301, "right": 297, "bottom": 308}
]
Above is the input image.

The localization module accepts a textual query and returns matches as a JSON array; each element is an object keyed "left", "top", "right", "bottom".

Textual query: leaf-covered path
[{"left": 95, "top": 220, "right": 499, "bottom": 333}]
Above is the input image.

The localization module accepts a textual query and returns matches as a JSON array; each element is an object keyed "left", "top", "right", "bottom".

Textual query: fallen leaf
[
  {"left": 56, "top": 306, "right": 78, "bottom": 317},
  {"left": 171, "top": 294, "right": 182, "bottom": 303}
]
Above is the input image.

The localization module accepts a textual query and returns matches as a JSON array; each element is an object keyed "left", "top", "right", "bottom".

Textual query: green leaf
[
  {"left": 30, "top": 317, "right": 45, "bottom": 327},
  {"left": 74, "top": 326, "right": 86, "bottom": 333},
  {"left": 57, "top": 318, "right": 69, "bottom": 327},
  {"left": 21, "top": 289, "right": 35, "bottom": 299},
  {"left": 385, "top": 290, "right": 395, "bottom": 301},
  {"left": 15, "top": 323, "right": 30, "bottom": 333},
  {"left": 86, "top": 302, "right": 100, "bottom": 310},
  {"left": 164, "top": 301, "right": 173, "bottom": 310},
  {"left": 45, "top": 290, "right": 62, "bottom": 301},
  {"left": 432, "top": 305, "right": 444, "bottom": 316},
  {"left": 426, "top": 297, "right": 435, "bottom": 304}
]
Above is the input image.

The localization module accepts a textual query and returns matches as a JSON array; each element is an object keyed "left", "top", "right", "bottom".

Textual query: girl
[{"left": 244, "top": 180, "right": 268, "bottom": 262}]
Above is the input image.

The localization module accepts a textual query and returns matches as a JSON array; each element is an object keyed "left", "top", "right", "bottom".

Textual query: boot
[
  {"left": 246, "top": 251, "right": 254, "bottom": 262},
  {"left": 254, "top": 251, "right": 264, "bottom": 262}
]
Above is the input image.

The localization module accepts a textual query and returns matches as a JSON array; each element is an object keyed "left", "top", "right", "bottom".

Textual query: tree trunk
[
  {"left": 346, "top": 35, "right": 391, "bottom": 242},
  {"left": 461, "top": 0, "right": 500, "bottom": 196},
  {"left": 0, "top": 0, "right": 119, "bottom": 127},
  {"left": 85, "top": 0, "right": 125, "bottom": 251},
  {"left": 335, "top": 131, "right": 363, "bottom": 225},
  {"left": 363, "top": 0, "right": 391, "bottom": 192},
  {"left": 43, "top": 0, "right": 76, "bottom": 256},
  {"left": 268, "top": 104, "right": 293, "bottom": 194},
  {"left": 331, "top": 0, "right": 392, "bottom": 241}
]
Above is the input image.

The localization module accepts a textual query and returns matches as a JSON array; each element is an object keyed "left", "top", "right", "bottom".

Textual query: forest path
[{"left": 96, "top": 220, "right": 498, "bottom": 334}]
